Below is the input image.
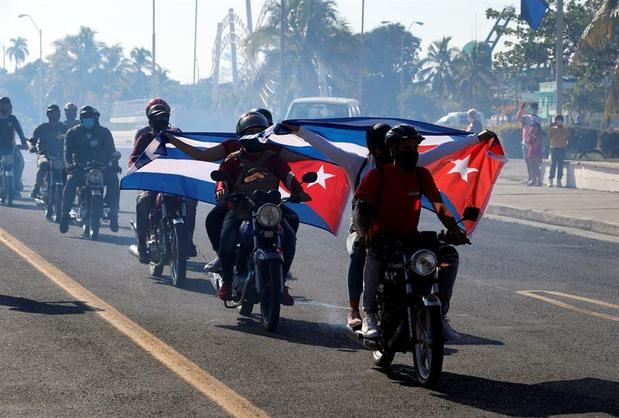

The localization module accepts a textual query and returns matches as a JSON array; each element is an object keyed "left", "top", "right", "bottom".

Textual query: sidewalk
[{"left": 488, "top": 160, "right": 619, "bottom": 237}]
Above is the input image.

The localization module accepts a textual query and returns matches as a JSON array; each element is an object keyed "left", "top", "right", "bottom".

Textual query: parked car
[
  {"left": 435, "top": 111, "right": 485, "bottom": 130},
  {"left": 285, "top": 97, "right": 361, "bottom": 120}
]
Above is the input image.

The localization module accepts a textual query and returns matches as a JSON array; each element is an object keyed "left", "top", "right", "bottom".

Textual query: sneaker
[
  {"left": 442, "top": 317, "right": 461, "bottom": 341},
  {"left": 45, "top": 208, "right": 53, "bottom": 220},
  {"left": 188, "top": 243, "right": 197, "bottom": 258},
  {"left": 30, "top": 186, "right": 39, "bottom": 199},
  {"left": 281, "top": 286, "right": 294, "bottom": 306},
  {"left": 347, "top": 309, "right": 362, "bottom": 329},
  {"left": 137, "top": 244, "right": 149, "bottom": 264},
  {"left": 362, "top": 313, "right": 380, "bottom": 339},
  {"left": 557, "top": 179, "right": 563, "bottom": 188},
  {"left": 217, "top": 282, "right": 232, "bottom": 301},
  {"left": 109, "top": 217, "right": 119, "bottom": 232},
  {"left": 548, "top": 179, "right": 554, "bottom": 188},
  {"left": 59, "top": 215, "right": 69, "bottom": 233},
  {"left": 204, "top": 257, "right": 222, "bottom": 273}
]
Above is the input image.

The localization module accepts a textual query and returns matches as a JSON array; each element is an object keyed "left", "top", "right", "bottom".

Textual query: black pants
[
  {"left": 549, "top": 148, "right": 566, "bottom": 181},
  {"left": 62, "top": 169, "right": 120, "bottom": 218},
  {"left": 219, "top": 209, "right": 297, "bottom": 284},
  {"left": 136, "top": 191, "right": 197, "bottom": 244}
]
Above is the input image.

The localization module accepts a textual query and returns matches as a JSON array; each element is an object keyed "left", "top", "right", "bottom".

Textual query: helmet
[
  {"left": 145, "top": 98, "right": 170, "bottom": 116},
  {"left": 79, "top": 105, "right": 100, "bottom": 119},
  {"left": 250, "top": 108, "right": 273, "bottom": 126},
  {"left": 0, "top": 97, "right": 11, "bottom": 105},
  {"left": 236, "top": 111, "right": 269, "bottom": 136},
  {"left": 0, "top": 97, "right": 12, "bottom": 114},
  {"left": 366, "top": 123, "right": 391, "bottom": 151},
  {"left": 467, "top": 108, "right": 478, "bottom": 118},
  {"left": 64, "top": 102, "right": 77, "bottom": 111},
  {"left": 147, "top": 104, "right": 170, "bottom": 121},
  {"left": 385, "top": 124, "right": 425, "bottom": 149},
  {"left": 47, "top": 104, "right": 60, "bottom": 113}
]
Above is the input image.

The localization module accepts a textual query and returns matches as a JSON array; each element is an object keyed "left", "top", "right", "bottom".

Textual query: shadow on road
[
  {"left": 386, "top": 366, "right": 619, "bottom": 416},
  {"left": 0, "top": 295, "right": 97, "bottom": 315},
  {"left": 217, "top": 317, "right": 362, "bottom": 351},
  {"left": 446, "top": 333, "right": 504, "bottom": 346},
  {"left": 93, "top": 234, "right": 136, "bottom": 246},
  {"left": 4, "top": 202, "right": 40, "bottom": 211}
]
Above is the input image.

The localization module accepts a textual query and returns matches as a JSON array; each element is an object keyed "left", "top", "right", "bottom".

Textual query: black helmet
[
  {"left": 236, "top": 111, "right": 269, "bottom": 136},
  {"left": 0, "top": 97, "right": 11, "bottom": 105},
  {"left": 250, "top": 108, "right": 273, "bottom": 126},
  {"left": 366, "top": 123, "right": 391, "bottom": 151},
  {"left": 79, "top": 105, "right": 100, "bottom": 119},
  {"left": 47, "top": 104, "right": 60, "bottom": 113},
  {"left": 0, "top": 97, "right": 12, "bottom": 114},
  {"left": 385, "top": 124, "right": 425, "bottom": 149},
  {"left": 147, "top": 104, "right": 170, "bottom": 121}
]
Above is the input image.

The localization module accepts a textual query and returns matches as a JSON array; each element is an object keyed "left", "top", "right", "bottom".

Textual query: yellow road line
[
  {"left": 0, "top": 227, "right": 268, "bottom": 418},
  {"left": 517, "top": 290, "right": 619, "bottom": 322}
]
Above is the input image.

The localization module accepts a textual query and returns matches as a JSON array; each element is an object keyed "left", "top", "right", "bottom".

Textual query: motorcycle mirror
[
  {"left": 302, "top": 172, "right": 318, "bottom": 184},
  {"left": 210, "top": 170, "right": 227, "bottom": 182},
  {"left": 111, "top": 151, "right": 121, "bottom": 160},
  {"left": 462, "top": 207, "right": 480, "bottom": 222}
]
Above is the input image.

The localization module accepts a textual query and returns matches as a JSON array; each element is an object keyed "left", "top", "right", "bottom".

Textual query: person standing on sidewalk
[
  {"left": 527, "top": 122, "right": 543, "bottom": 186},
  {"left": 548, "top": 115, "right": 569, "bottom": 188},
  {"left": 516, "top": 102, "right": 541, "bottom": 183}
]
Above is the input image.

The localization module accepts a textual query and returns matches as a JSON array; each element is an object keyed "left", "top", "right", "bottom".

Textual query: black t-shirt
[
  {"left": 32, "top": 122, "right": 67, "bottom": 156},
  {"left": 0, "top": 115, "right": 26, "bottom": 154},
  {"left": 65, "top": 124, "right": 117, "bottom": 166}
]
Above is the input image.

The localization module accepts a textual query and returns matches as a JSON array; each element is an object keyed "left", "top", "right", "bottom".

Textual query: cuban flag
[{"left": 121, "top": 117, "right": 506, "bottom": 235}]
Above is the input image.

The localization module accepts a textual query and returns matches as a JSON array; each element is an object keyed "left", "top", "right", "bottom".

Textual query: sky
[{"left": 0, "top": 0, "right": 516, "bottom": 83}]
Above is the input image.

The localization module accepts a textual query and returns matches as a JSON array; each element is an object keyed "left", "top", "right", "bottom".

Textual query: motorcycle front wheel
[
  {"left": 54, "top": 184, "right": 63, "bottom": 223},
  {"left": 169, "top": 222, "right": 187, "bottom": 288},
  {"left": 89, "top": 194, "right": 102, "bottom": 240},
  {"left": 4, "top": 175, "right": 14, "bottom": 206},
  {"left": 258, "top": 260, "right": 282, "bottom": 332},
  {"left": 412, "top": 306, "right": 444, "bottom": 387}
]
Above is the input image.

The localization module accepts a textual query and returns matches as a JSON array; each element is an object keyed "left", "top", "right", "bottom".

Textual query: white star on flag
[
  {"left": 448, "top": 155, "right": 479, "bottom": 182},
  {"left": 307, "top": 165, "right": 335, "bottom": 189}
]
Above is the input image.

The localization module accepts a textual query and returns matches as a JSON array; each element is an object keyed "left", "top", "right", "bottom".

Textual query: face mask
[
  {"left": 152, "top": 119, "right": 169, "bottom": 132},
  {"left": 241, "top": 137, "right": 265, "bottom": 153},
  {"left": 81, "top": 118, "right": 96, "bottom": 129},
  {"left": 395, "top": 151, "right": 418, "bottom": 171}
]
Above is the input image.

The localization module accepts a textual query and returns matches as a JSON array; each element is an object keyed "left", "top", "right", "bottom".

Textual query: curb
[{"left": 486, "top": 204, "right": 619, "bottom": 237}]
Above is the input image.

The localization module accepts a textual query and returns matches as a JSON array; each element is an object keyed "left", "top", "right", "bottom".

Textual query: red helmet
[
  {"left": 145, "top": 98, "right": 170, "bottom": 116},
  {"left": 64, "top": 102, "right": 78, "bottom": 111}
]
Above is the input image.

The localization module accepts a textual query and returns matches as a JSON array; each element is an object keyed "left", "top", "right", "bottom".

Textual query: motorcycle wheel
[
  {"left": 412, "top": 306, "right": 444, "bottom": 388},
  {"left": 169, "top": 222, "right": 187, "bottom": 288},
  {"left": 89, "top": 194, "right": 102, "bottom": 240},
  {"left": 54, "top": 186, "right": 63, "bottom": 223},
  {"left": 239, "top": 300, "right": 254, "bottom": 317},
  {"left": 5, "top": 175, "right": 14, "bottom": 206},
  {"left": 259, "top": 261, "right": 282, "bottom": 332},
  {"left": 372, "top": 301, "right": 396, "bottom": 368}
]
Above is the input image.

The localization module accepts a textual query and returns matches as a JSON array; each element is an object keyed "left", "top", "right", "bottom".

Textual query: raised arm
[
  {"left": 166, "top": 133, "right": 227, "bottom": 162},
  {"left": 418, "top": 130, "right": 496, "bottom": 166}
]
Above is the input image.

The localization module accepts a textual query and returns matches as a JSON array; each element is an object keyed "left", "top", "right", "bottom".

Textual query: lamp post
[
  {"left": 381, "top": 20, "right": 423, "bottom": 116},
  {"left": 193, "top": 0, "right": 198, "bottom": 84},
  {"left": 18, "top": 13, "right": 43, "bottom": 120},
  {"left": 0, "top": 42, "right": 6, "bottom": 71}
]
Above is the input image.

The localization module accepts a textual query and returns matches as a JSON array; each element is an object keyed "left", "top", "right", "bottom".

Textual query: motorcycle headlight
[
  {"left": 256, "top": 203, "right": 282, "bottom": 228},
  {"left": 410, "top": 250, "right": 438, "bottom": 276},
  {"left": 86, "top": 169, "right": 104, "bottom": 185}
]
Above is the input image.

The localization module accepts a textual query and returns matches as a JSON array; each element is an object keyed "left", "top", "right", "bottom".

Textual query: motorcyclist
[
  {"left": 282, "top": 121, "right": 495, "bottom": 331},
  {"left": 250, "top": 107, "right": 274, "bottom": 125},
  {"left": 129, "top": 101, "right": 198, "bottom": 259},
  {"left": 0, "top": 97, "right": 28, "bottom": 195},
  {"left": 59, "top": 105, "right": 121, "bottom": 234},
  {"left": 29, "top": 105, "right": 67, "bottom": 206},
  {"left": 215, "top": 111, "right": 310, "bottom": 304},
  {"left": 165, "top": 108, "right": 304, "bottom": 272},
  {"left": 353, "top": 124, "right": 469, "bottom": 339},
  {"left": 63, "top": 103, "right": 80, "bottom": 130}
]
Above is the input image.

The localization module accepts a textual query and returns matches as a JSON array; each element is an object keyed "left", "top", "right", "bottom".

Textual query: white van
[
  {"left": 285, "top": 97, "right": 361, "bottom": 120},
  {"left": 435, "top": 111, "right": 485, "bottom": 130}
]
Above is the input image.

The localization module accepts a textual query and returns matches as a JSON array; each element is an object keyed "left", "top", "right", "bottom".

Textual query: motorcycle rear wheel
[
  {"left": 259, "top": 261, "right": 282, "bottom": 332},
  {"left": 169, "top": 222, "right": 187, "bottom": 288},
  {"left": 150, "top": 261, "right": 164, "bottom": 277},
  {"left": 412, "top": 306, "right": 444, "bottom": 388}
]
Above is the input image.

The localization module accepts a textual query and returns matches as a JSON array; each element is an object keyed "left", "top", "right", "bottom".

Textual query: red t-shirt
[{"left": 355, "top": 164, "right": 442, "bottom": 237}]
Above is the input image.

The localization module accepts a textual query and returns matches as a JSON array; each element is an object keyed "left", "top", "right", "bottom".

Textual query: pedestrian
[
  {"left": 466, "top": 109, "right": 482, "bottom": 133},
  {"left": 548, "top": 115, "right": 569, "bottom": 187},
  {"left": 516, "top": 102, "right": 541, "bottom": 183},
  {"left": 527, "top": 122, "right": 543, "bottom": 186}
]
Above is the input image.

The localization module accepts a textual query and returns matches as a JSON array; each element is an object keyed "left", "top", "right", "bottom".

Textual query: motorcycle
[
  {"left": 207, "top": 170, "right": 316, "bottom": 332},
  {"left": 355, "top": 207, "right": 479, "bottom": 387},
  {"left": 69, "top": 152, "right": 120, "bottom": 240},
  {"left": 130, "top": 193, "right": 190, "bottom": 288},
  {"left": 0, "top": 152, "right": 15, "bottom": 206},
  {"left": 33, "top": 152, "right": 65, "bottom": 222}
]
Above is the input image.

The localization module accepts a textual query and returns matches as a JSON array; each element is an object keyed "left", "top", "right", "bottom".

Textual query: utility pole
[
  {"left": 193, "top": 0, "right": 198, "bottom": 84},
  {"left": 359, "top": 0, "right": 365, "bottom": 101},
  {"left": 152, "top": 0, "right": 156, "bottom": 77},
  {"left": 246, "top": 0, "right": 253, "bottom": 33},
  {"left": 0, "top": 43, "right": 6, "bottom": 71},
  {"left": 279, "top": 0, "right": 286, "bottom": 117},
  {"left": 555, "top": 0, "right": 564, "bottom": 116},
  {"left": 229, "top": 8, "right": 239, "bottom": 92}
]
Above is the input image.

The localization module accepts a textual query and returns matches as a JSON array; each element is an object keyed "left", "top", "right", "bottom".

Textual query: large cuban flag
[{"left": 121, "top": 117, "right": 506, "bottom": 235}]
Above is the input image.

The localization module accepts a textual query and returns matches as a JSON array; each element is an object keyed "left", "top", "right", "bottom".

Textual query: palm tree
[
  {"left": 246, "top": 0, "right": 357, "bottom": 108},
  {"left": 418, "top": 37, "right": 458, "bottom": 100},
  {"left": 451, "top": 43, "right": 495, "bottom": 110},
  {"left": 130, "top": 47, "right": 153, "bottom": 75},
  {"left": 578, "top": 0, "right": 619, "bottom": 122},
  {"left": 7, "top": 37, "right": 29, "bottom": 71}
]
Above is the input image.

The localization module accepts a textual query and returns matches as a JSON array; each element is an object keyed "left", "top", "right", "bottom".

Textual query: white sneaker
[
  {"left": 442, "top": 317, "right": 461, "bottom": 341},
  {"left": 548, "top": 180, "right": 554, "bottom": 188},
  {"left": 204, "top": 257, "right": 222, "bottom": 273},
  {"left": 362, "top": 313, "right": 380, "bottom": 339}
]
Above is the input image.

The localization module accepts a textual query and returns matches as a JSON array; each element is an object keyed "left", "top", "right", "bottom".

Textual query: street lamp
[
  {"left": 18, "top": 14, "right": 42, "bottom": 61},
  {"left": 0, "top": 42, "right": 6, "bottom": 71},
  {"left": 381, "top": 20, "right": 424, "bottom": 116}
]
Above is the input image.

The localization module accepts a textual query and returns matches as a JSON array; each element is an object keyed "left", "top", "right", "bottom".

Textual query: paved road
[{"left": 1, "top": 150, "right": 617, "bottom": 417}]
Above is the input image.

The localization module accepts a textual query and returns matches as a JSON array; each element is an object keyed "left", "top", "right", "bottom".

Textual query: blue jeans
[
  {"left": 549, "top": 148, "right": 566, "bottom": 181},
  {"left": 347, "top": 242, "right": 366, "bottom": 306}
]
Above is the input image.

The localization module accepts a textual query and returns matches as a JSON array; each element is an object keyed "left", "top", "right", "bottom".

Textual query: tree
[
  {"left": 7, "top": 37, "right": 29, "bottom": 71},
  {"left": 130, "top": 47, "right": 153, "bottom": 75},
  {"left": 418, "top": 37, "right": 457, "bottom": 102},
  {"left": 451, "top": 43, "right": 496, "bottom": 113}
]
